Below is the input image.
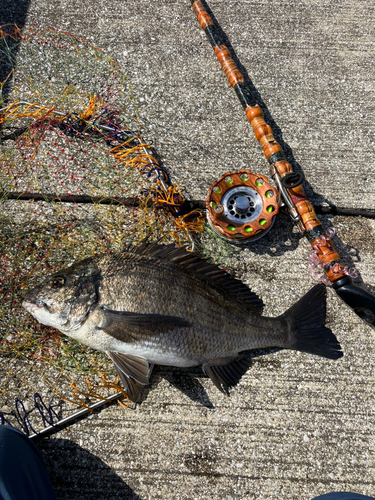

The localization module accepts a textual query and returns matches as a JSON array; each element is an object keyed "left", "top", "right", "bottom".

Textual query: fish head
[{"left": 22, "top": 257, "right": 100, "bottom": 333}]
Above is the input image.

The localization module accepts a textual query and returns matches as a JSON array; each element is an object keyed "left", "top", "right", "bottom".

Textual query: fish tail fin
[{"left": 281, "top": 284, "right": 343, "bottom": 360}]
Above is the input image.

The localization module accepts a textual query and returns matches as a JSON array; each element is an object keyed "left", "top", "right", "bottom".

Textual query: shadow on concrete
[
  {"left": 150, "top": 365, "right": 215, "bottom": 408},
  {"left": 0, "top": 0, "right": 31, "bottom": 104},
  {"left": 143, "top": 352, "right": 284, "bottom": 406},
  {"left": 37, "top": 438, "right": 142, "bottom": 500},
  {"left": 0, "top": 0, "right": 30, "bottom": 26}
]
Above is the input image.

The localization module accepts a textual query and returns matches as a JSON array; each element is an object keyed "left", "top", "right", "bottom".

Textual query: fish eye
[{"left": 51, "top": 276, "right": 66, "bottom": 288}]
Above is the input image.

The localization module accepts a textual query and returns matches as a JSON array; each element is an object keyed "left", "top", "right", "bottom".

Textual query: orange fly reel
[{"left": 206, "top": 170, "right": 279, "bottom": 243}]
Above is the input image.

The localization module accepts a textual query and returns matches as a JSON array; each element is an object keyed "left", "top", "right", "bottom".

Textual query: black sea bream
[{"left": 23, "top": 242, "right": 342, "bottom": 401}]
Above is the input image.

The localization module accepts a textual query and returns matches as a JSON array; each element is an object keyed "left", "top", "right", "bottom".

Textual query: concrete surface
[{"left": 1, "top": 0, "right": 375, "bottom": 499}]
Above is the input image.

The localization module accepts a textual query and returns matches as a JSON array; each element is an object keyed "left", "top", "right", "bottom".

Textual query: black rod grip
[{"left": 333, "top": 277, "right": 375, "bottom": 329}]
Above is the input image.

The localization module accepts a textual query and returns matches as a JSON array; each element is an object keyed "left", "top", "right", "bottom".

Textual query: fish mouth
[
  {"left": 22, "top": 299, "right": 45, "bottom": 314},
  {"left": 22, "top": 292, "right": 48, "bottom": 313},
  {"left": 22, "top": 297, "right": 70, "bottom": 329},
  {"left": 24, "top": 290, "right": 43, "bottom": 305}
]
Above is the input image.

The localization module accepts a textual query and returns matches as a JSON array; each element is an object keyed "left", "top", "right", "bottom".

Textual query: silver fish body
[{"left": 23, "top": 242, "right": 342, "bottom": 401}]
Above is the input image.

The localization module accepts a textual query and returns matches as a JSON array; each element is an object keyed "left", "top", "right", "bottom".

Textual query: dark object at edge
[{"left": 333, "top": 277, "right": 375, "bottom": 329}]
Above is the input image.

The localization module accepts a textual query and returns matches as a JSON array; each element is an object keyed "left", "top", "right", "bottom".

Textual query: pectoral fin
[
  {"left": 100, "top": 307, "right": 191, "bottom": 342},
  {"left": 107, "top": 351, "right": 154, "bottom": 402},
  {"left": 202, "top": 357, "right": 252, "bottom": 395}
]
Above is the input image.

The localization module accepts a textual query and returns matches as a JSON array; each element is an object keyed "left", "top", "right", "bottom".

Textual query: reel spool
[{"left": 206, "top": 170, "right": 279, "bottom": 243}]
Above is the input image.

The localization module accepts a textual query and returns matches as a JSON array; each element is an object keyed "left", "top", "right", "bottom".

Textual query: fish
[{"left": 22, "top": 241, "right": 343, "bottom": 402}]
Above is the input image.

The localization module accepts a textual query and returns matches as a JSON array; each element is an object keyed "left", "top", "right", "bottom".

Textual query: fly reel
[{"left": 206, "top": 170, "right": 279, "bottom": 243}]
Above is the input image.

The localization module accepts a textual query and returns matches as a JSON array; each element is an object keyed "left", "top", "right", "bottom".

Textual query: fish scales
[
  {"left": 98, "top": 254, "right": 265, "bottom": 350},
  {"left": 22, "top": 242, "right": 343, "bottom": 401},
  {"left": 96, "top": 253, "right": 271, "bottom": 354}
]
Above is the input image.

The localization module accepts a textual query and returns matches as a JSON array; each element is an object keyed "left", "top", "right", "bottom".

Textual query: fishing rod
[
  {"left": 28, "top": 392, "right": 125, "bottom": 441},
  {"left": 190, "top": 0, "right": 375, "bottom": 329}
]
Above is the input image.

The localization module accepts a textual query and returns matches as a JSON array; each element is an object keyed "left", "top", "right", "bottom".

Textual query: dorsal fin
[{"left": 133, "top": 242, "right": 263, "bottom": 314}]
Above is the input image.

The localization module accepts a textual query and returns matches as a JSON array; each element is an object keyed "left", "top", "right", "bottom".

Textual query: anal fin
[{"left": 202, "top": 357, "right": 252, "bottom": 395}]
